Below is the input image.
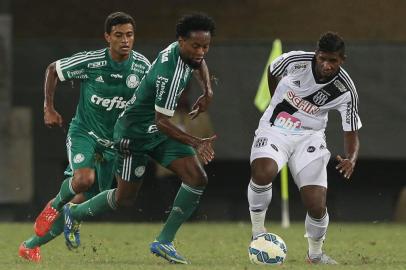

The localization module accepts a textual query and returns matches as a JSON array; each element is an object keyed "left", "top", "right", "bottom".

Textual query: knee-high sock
[
  {"left": 247, "top": 179, "right": 273, "bottom": 237},
  {"left": 70, "top": 189, "right": 117, "bottom": 221},
  {"left": 24, "top": 213, "right": 64, "bottom": 248},
  {"left": 305, "top": 211, "right": 329, "bottom": 255},
  {"left": 51, "top": 177, "right": 76, "bottom": 211},
  {"left": 157, "top": 183, "right": 204, "bottom": 243}
]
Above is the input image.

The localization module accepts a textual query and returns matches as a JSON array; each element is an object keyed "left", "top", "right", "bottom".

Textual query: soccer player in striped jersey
[
  {"left": 248, "top": 32, "right": 361, "bottom": 264},
  {"left": 19, "top": 12, "right": 150, "bottom": 262},
  {"left": 62, "top": 13, "right": 216, "bottom": 265}
]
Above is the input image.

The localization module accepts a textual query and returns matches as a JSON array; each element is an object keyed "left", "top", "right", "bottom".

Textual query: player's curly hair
[
  {"left": 105, "top": 12, "right": 135, "bottom": 34},
  {"left": 176, "top": 13, "right": 216, "bottom": 39},
  {"left": 317, "top": 32, "right": 345, "bottom": 56}
]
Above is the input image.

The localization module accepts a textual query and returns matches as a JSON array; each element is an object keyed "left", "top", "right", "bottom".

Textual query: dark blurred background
[{"left": 0, "top": 0, "right": 405, "bottom": 223}]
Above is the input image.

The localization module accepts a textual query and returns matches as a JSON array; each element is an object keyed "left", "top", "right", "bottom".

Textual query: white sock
[
  {"left": 247, "top": 179, "right": 272, "bottom": 237},
  {"left": 305, "top": 211, "right": 329, "bottom": 256}
]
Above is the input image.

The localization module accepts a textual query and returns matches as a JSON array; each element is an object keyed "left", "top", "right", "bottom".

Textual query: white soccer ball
[{"left": 248, "top": 232, "right": 287, "bottom": 265}]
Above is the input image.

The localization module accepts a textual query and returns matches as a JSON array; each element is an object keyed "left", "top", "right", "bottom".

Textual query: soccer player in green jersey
[
  {"left": 62, "top": 13, "right": 216, "bottom": 264},
  {"left": 19, "top": 12, "right": 151, "bottom": 262}
]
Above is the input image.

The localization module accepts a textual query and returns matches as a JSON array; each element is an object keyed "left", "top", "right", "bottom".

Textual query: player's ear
[{"left": 104, "top": 32, "right": 111, "bottom": 44}]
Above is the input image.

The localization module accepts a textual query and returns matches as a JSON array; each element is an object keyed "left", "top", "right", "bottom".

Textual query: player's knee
[
  {"left": 251, "top": 159, "right": 277, "bottom": 185},
  {"left": 185, "top": 170, "right": 208, "bottom": 188},
  {"left": 308, "top": 205, "right": 327, "bottom": 219},
  {"left": 115, "top": 193, "right": 136, "bottom": 208},
  {"left": 72, "top": 172, "right": 95, "bottom": 192},
  {"left": 251, "top": 167, "right": 274, "bottom": 186}
]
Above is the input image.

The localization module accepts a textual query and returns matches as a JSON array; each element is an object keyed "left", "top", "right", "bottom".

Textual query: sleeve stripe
[
  {"left": 55, "top": 60, "right": 66, "bottom": 81},
  {"left": 60, "top": 55, "right": 106, "bottom": 70},
  {"left": 60, "top": 51, "right": 105, "bottom": 68},
  {"left": 338, "top": 72, "right": 361, "bottom": 131},
  {"left": 155, "top": 104, "right": 175, "bottom": 116},
  {"left": 132, "top": 51, "right": 151, "bottom": 66},
  {"left": 169, "top": 62, "right": 185, "bottom": 110},
  {"left": 271, "top": 56, "right": 313, "bottom": 77},
  {"left": 165, "top": 57, "right": 184, "bottom": 110}
]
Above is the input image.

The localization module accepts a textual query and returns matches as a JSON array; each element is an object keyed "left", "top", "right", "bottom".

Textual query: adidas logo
[
  {"left": 293, "top": 80, "right": 300, "bottom": 87},
  {"left": 95, "top": 76, "right": 104, "bottom": 83}
]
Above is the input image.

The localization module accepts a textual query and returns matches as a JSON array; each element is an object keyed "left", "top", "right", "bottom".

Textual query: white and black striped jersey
[{"left": 259, "top": 51, "right": 362, "bottom": 133}]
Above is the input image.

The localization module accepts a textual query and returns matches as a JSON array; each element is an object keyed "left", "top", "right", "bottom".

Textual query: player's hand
[
  {"left": 44, "top": 107, "right": 64, "bottom": 128},
  {"left": 335, "top": 155, "right": 355, "bottom": 179},
  {"left": 189, "top": 93, "right": 212, "bottom": 120},
  {"left": 195, "top": 135, "right": 217, "bottom": 165}
]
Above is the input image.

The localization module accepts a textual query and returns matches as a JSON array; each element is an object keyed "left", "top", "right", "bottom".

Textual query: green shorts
[
  {"left": 66, "top": 126, "right": 116, "bottom": 199},
  {"left": 114, "top": 133, "right": 195, "bottom": 182}
]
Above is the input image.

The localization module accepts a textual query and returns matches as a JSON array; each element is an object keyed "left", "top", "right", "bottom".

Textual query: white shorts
[{"left": 250, "top": 126, "right": 331, "bottom": 187}]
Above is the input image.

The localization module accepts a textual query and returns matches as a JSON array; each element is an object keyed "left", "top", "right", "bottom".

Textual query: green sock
[
  {"left": 70, "top": 189, "right": 117, "bottom": 221},
  {"left": 51, "top": 177, "right": 76, "bottom": 211},
  {"left": 25, "top": 213, "right": 64, "bottom": 248},
  {"left": 157, "top": 183, "right": 204, "bottom": 243}
]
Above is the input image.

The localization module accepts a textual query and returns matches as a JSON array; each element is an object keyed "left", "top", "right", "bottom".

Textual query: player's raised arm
[
  {"left": 336, "top": 130, "right": 360, "bottom": 179},
  {"left": 43, "top": 62, "right": 63, "bottom": 128}
]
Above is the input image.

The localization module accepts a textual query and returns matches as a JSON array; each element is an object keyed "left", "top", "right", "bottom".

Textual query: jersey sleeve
[
  {"left": 55, "top": 50, "right": 105, "bottom": 81},
  {"left": 269, "top": 51, "right": 314, "bottom": 77},
  {"left": 335, "top": 88, "right": 362, "bottom": 131},
  {"left": 154, "top": 60, "right": 186, "bottom": 117}
]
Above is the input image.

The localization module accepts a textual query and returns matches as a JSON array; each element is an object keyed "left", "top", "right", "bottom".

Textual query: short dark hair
[
  {"left": 317, "top": 32, "right": 345, "bottom": 56},
  {"left": 176, "top": 13, "right": 216, "bottom": 39},
  {"left": 105, "top": 12, "right": 135, "bottom": 34}
]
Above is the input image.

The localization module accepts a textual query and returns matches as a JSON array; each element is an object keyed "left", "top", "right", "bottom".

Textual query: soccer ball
[{"left": 248, "top": 232, "right": 287, "bottom": 265}]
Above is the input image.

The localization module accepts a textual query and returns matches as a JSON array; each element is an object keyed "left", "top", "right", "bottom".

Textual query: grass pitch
[{"left": 1, "top": 222, "right": 405, "bottom": 270}]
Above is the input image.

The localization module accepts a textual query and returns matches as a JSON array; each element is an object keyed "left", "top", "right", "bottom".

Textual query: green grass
[{"left": 1, "top": 222, "right": 405, "bottom": 270}]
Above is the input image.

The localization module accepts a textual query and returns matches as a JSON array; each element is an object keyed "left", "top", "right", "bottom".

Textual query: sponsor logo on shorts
[
  {"left": 271, "top": 144, "right": 278, "bottom": 152},
  {"left": 319, "top": 144, "right": 325, "bottom": 150},
  {"left": 134, "top": 166, "right": 145, "bottom": 177},
  {"left": 73, "top": 153, "right": 85, "bottom": 163},
  {"left": 254, "top": 137, "right": 268, "bottom": 148},
  {"left": 274, "top": 112, "right": 302, "bottom": 131},
  {"left": 126, "top": 74, "right": 140, "bottom": 88},
  {"left": 285, "top": 90, "right": 320, "bottom": 115},
  {"left": 307, "top": 146, "right": 316, "bottom": 153}
]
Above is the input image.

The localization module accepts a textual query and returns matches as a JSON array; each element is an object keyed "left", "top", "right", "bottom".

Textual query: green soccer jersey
[
  {"left": 115, "top": 42, "right": 193, "bottom": 139},
  {"left": 55, "top": 48, "right": 151, "bottom": 142}
]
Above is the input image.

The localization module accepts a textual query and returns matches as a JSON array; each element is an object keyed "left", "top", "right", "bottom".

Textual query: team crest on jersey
[
  {"left": 126, "top": 74, "right": 140, "bottom": 88},
  {"left": 73, "top": 153, "right": 85, "bottom": 163},
  {"left": 134, "top": 166, "right": 146, "bottom": 177},
  {"left": 254, "top": 137, "right": 268, "bottom": 148},
  {"left": 312, "top": 91, "right": 329, "bottom": 106}
]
